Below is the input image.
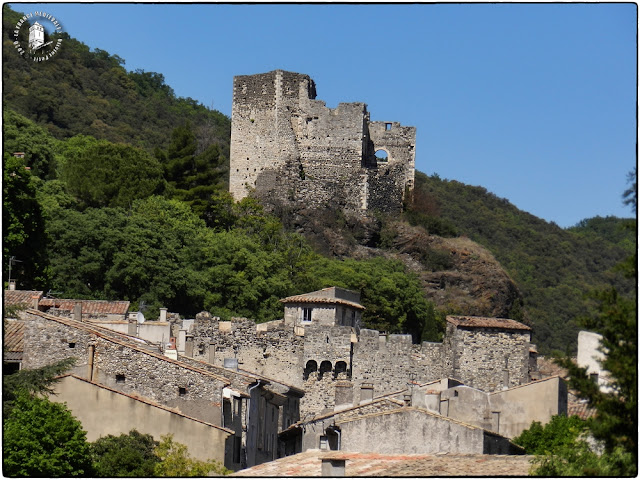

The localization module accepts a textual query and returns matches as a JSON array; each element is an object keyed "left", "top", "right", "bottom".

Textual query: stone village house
[{"left": 9, "top": 303, "right": 303, "bottom": 471}]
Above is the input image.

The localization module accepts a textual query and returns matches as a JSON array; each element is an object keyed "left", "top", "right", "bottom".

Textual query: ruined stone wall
[
  {"left": 229, "top": 70, "right": 415, "bottom": 215},
  {"left": 444, "top": 323, "right": 531, "bottom": 392}
]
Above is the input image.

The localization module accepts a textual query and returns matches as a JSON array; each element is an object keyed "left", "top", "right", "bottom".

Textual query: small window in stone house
[
  {"left": 454, "top": 390, "right": 459, "bottom": 397},
  {"left": 116, "top": 374, "right": 125, "bottom": 384},
  {"left": 234, "top": 397, "right": 241, "bottom": 417},
  {"left": 68, "top": 342, "right": 76, "bottom": 349},
  {"left": 319, "top": 435, "right": 328, "bottom": 450},
  {"left": 302, "top": 307, "right": 312, "bottom": 323},
  {"left": 179, "top": 387, "right": 187, "bottom": 396},
  {"left": 385, "top": 122, "right": 392, "bottom": 131}
]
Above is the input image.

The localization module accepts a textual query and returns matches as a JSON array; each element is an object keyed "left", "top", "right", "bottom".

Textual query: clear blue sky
[{"left": 10, "top": 3, "right": 637, "bottom": 227}]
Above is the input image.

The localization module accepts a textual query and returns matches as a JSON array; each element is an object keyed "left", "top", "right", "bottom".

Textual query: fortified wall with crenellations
[
  {"left": 185, "top": 289, "right": 538, "bottom": 418},
  {"left": 229, "top": 70, "right": 416, "bottom": 215}
]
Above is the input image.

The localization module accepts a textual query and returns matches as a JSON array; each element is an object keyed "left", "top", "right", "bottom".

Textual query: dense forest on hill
[
  {"left": 3, "top": 5, "right": 634, "bottom": 353},
  {"left": 2, "top": 7, "right": 230, "bottom": 157}
]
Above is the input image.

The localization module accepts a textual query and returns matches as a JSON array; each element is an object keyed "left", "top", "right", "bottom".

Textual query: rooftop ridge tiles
[
  {"left": 25, "top": 309, "right": 234, "bottom": 385},
  {"left": 279, "top": 295, "right": 365, "bottom": 310},
  {"left": 333, "top": 405, "right": 506, "bottom": 436},
  {"left": 488, "top": 374, "right": 562, "bottom": 395},
  {"left": 446, "top": 315, "right": 531, "bottom": 331}
]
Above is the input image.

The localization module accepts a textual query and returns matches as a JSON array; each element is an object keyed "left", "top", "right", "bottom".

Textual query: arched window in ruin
[
  {"left": 333, "top": 361, "right": 348, "bottom": 379},
  {"left": 375, "top": 149, "right": 389, "bottom": 163},
  {"left": 319, "top": 360, "right": 333, "bottom": 379},
  {"left": 303, "top": 360, "right": 318, "bottom": 380}
]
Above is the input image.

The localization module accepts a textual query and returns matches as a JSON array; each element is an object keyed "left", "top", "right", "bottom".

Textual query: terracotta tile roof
[
  {"left": 536, "top": 356, "right": 569, "bottom": 378},
  {"left": 4, "top": 320, "right": 24, "bottom": 352},
  {"left": 232, "top": 450, "right": 534, "bottom": 477},
  {"left": 38, "top": 298, "right": 130, "bottom": 315},
  {"left": 568, "top": 399, "right": 596, "bottom": 420},
  {"left": 447, "top": 315, "right": 531, "bottom": 331},
  {"left": 4, "top": 290, "right": 43, "bottom": 308},
  {"left": 280, "top": 294, "right": 365, "bottom": 310}
]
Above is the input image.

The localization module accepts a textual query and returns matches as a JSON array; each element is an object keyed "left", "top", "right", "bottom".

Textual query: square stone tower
[{"left": 229, "top": 70, "right": 416, "bottom": 214}]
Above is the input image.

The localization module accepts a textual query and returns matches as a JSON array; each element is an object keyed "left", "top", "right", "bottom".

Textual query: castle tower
[
  {"left": 229, "top": 70, "right": 416, "bottom": 215},
  {"left": 28, "top": 22, "right": 45, "bottom": 51}
]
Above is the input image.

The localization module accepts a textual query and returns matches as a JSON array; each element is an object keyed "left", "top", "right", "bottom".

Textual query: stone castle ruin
[{"left": 230, "top": 70, "right": 416, "bottom": 214}]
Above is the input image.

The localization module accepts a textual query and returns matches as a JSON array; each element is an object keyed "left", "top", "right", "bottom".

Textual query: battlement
[{"left": 229, "top": 70, "right": 416, "bottom": 214}]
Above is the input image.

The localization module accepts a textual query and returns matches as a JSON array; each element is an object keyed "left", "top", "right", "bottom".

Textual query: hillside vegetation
[
  {"left": 3, "top": 5, "right": 634, "bottom": 353},
  {"left": 409, "top": 172, "right": 634, "bottom": 352}
]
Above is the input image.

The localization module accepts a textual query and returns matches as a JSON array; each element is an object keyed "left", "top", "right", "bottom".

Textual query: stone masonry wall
[
  {"left": 183, "top": 312, "right": 534, "bottom": 419},
  {"left": 351, "top": 330, "right": 445, "bottom": 404},
  {"left": 186, "top": 314, "right": 304, "bottom": 389},
  {"left": 444, "top": 324, "right": 531, "bottom": 392},
  {"left": 229, "top": 70, "right": 415, "bottom": 215},
  {"left": 21, "top": 311, "right": 229, "bottom": 425}
]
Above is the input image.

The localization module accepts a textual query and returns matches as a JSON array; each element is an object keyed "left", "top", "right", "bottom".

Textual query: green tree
[
  {"left": 153, "top": 434, "right": 230, "bottom": 476},
  {"left": 3, "top": 153, "right": 49, "bottom": 289},
  {"left": 3, "top": 357, "right": 76, "bottom": 414},
  {"left": 59, "top": 135, "right": 165, "bottom": 208},
  {"left": 513, "top": 414, "right": 587, "bottom": 455},
  {"left": 3, "top": 394, "right": 94, "bottom": 477},
  {"left": 3, "top": 109, "right": 59, "bottom": 179},
  {"left": 307, "top": 256, "right": 445, "bottom": 341},
  {"left": 2, "top": 358, "right": 92, "bottom": 477},
  {"left": 91, "top": 430, "right": 160, "bottom": 477},
  {"left": 156, "top": 122, "right": 228, "bottom": 218}
]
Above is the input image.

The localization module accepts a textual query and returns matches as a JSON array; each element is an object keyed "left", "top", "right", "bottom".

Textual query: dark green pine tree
[{"left": 157, "top": 122, "right": 228, "bottom": 221}]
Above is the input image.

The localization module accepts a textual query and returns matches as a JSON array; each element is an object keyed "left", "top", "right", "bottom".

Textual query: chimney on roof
[
  {"left": 360, "top": 383, "right": 374, "bottom": 404},
  {"left": 8, "top": 280, "right": 16, "bottom": 291},
  {"left": 31, "top": 294, "right": 40, "bottom": 310},
  {"left": 73, "top": 302, "right": 82, "bottom": 322},
  {"left": 185, "top": 335, "right": 194, "bottom": 357},
  {"left": 160, "top": 307, "right": 168, "bottom": 322},
  {"left": 321, "top": 458, "right": 345, "bottom": 476},
  {"left": 334, "top": 381, "right": 353, "bottom": 410}
]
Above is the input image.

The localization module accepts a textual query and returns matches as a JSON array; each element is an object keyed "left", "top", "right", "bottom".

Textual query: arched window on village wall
[
  {"left": 319, "top": 360, "right": 333, "bottom": 379},
  {"left": 333, "top": 361, "right": 348, "bottom": 379},
  {"left": 303, "top": 360, "right": 318, "bottom": 380}
]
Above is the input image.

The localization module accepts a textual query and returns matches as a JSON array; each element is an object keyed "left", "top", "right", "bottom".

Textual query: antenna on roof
[
  {"left": 46, "top": 289, "right": 62, "bottom": 298},
  {"left": 7, "top": 256, "right": 22, "bottom": 288}
]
